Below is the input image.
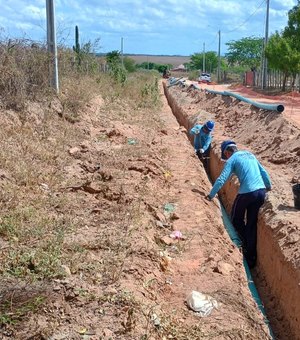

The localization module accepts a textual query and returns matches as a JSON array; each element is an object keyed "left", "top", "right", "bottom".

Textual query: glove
[{"left": 199, "top": 148, "right": 204, "bottom": 154}]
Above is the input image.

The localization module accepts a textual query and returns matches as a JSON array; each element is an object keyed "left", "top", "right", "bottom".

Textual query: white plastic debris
[
  {"left": 151, "top": 313, "right": 161, "bottom": 327},
  {"left": 169, "top": 230, "right": 183, "bottom": 239},
  {"left": 186, "top": 290, "right": 218, "bottom": 317}
]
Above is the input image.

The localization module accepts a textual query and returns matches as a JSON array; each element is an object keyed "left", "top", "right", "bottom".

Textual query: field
[{"left": 126, "top": 54, "right": 191, "bottom": 67}]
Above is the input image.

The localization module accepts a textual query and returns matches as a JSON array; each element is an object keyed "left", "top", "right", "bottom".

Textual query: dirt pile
[{"left": 0, "top": 82, "right": 271, "bottom": 339}]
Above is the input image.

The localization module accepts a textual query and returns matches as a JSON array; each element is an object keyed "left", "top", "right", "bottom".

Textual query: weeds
[{"left": 0, "top": 281, "right": 47, "bottom": 326}]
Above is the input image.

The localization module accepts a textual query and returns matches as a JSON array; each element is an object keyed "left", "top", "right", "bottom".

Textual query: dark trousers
[{"left": 231, "top": 189, "right": 266, "bottom": 268}]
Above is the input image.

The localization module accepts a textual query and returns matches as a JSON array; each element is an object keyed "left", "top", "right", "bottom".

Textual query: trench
[{"left": 163, "top": 82, "right": 300, "bottom": 340}]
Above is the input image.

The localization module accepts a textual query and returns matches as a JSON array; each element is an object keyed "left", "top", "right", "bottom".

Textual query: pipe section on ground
[{"left": 205, "top": 88, "right": 284, "bottom": 113}]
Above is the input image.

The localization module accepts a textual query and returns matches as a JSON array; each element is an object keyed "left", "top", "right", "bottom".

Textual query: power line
[
  {"left": 224, "top": 0, "right": 266, "bottom": 34},
  {"left": 206, "top": 32, "right": 218, "bottom": 49}
]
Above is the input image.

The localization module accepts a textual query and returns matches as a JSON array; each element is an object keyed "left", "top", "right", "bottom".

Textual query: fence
[{"left": 244, "top": 70, "right": 300, "bottom": 91}]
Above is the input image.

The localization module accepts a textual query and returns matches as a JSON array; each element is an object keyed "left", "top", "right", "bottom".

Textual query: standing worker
[
  {"left": 190, "top": 120, "right": 215, "bottom": 168},
  {"left": 206, "top": 140, "right": 271, "bottom": 268}
]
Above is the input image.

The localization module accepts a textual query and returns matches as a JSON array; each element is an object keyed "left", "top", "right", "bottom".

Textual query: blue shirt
[
  {"left": 209, "top": 150, "right": 271, "bottom": 198},
  {"left": 190, "top": 124, "right": 212, "bottom": 151}
]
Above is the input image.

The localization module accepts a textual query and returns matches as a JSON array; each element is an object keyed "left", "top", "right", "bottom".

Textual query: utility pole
[
  {"left": 262, "top": 0, "right": 270, "bottom": 89},
  {"left": 217, "top": 30, "right": 221, "bottom": 83},
  {"left": 121, "top": 37, "right": 124, "bottom": 67},
  {"left": 46, "top": 0, "right": 59, "bottom": 93},
  {"left": 203, "top": 42, "right": 206, "bottom": 72}
]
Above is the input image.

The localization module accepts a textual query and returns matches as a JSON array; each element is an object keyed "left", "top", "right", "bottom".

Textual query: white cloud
[
  {"left": 24, "top": 5, "right": 46, "bottom": 20},
  {"left": 0, "top": 0, "right": 297, "bottom": 54}
]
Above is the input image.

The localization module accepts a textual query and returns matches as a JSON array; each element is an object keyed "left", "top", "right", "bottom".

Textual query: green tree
[
  {"left": 123, "top": 57, "right": 136, "bottom": 72},
  {"left": 283, "top": 0, "right": 300, "bottom": 50},
  {"left": 225, "top": 37, "right": 262, "bottom": 69},
  {"left": 265, "top": 32, "right": 300, "bottom": 91},
  {"left": 106, "top": 50, "right": 127, "bottom": 84},
  {"left": 106, "top": 50, "right": 121, "bottom": 65},
  {"left": 190, "top": 51, "right": 218, "bottom": 72}
]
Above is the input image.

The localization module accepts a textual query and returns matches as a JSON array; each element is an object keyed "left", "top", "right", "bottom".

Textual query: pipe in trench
[
  {"left": 218, "top": 201, "right": 274, "bottom": 339},
  {"left": 164, "top": 80, "right": 274, "bottom": 338}
]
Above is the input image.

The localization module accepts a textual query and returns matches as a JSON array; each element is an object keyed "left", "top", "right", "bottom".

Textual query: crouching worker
[
  {"left": 190, "top": 120, "right": 215, "bottom": 169},
  {"left": 206, "top": 140, "right": 271, "bottom": 268}
]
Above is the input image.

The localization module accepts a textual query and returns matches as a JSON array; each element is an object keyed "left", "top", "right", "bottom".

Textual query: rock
[
  {"left": 50, "top": 98, "right": 63, "bottom": 114},
  {"left": 68, "top": 147, "right": 80, "bottom": 156},
  {"left": 285, "top": 234, "right": 299, "bottom": 245},
  {"left": 82, "top": 182, "right": 103, "bottom": 194},
  {"left": 214, "top": 262, "right": 234, "bottom": 275},
  {"left": 106, "top": 128, "right": 119, "bottom": 137},
  {"left": 103, "top": 328, "right": 114, "bottom": 337},
  {"left": 155, "top": 220, "right": 164, "bottom": 228},
  {"left": 159, "top": 235, "right": 177, "bottom": 246},
  {"left": 60, "top": 265, "right": 72, "bottom": 277},
  {"left": 170, "top": 212, "right": 180, "bottom": 220},
  {"left": 155, "top": 211, "right": 167, "bottom": 223}
]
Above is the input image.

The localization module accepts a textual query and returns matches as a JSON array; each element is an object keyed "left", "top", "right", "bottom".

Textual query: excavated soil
[
  {"left": 0, "top": 83, "right": 273, "bottom": 339},
  {"left": 165, "top": 82, "right": 300, "bottom": 340}
]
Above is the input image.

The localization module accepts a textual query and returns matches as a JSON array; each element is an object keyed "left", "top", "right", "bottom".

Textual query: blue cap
[{"left": 221, "top": 140, "right": 236, "bottom": 160}]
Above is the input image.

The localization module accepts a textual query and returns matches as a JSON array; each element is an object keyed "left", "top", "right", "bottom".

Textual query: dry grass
[{"left": 0, "top": 40, "right": 166, "bottom": 334}]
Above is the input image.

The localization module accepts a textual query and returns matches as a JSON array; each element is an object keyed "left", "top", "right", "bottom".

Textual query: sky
[{"left": 0, "top": 0, "right": 297, "bottom": 56}]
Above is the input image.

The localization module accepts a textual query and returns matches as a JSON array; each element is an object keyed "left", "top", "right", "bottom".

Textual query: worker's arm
[
  {"left": 190, "top": 125, "right": 202, "bottom": 135},
  {"left": 208, "top": 160, "right": 234, "bottom": 199},
  {"left": 257, "top": 161, "right": 272, "bottom": 190}
]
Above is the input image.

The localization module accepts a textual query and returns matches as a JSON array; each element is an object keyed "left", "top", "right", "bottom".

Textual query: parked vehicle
[{"left": 199, "top": 72, "right": 211, "bottom": 83}]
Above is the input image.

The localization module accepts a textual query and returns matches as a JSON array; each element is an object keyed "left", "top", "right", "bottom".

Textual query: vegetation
[
  {"left": 225, "top": 37, "right": 263, "bottom": 70},
  {"left": 0, "top": 34, "right": 162, "bottom": 333},
  {"left": 189, "top": 51, "right": 218, "bottom": 73},
  {"left": 106, "top": 50, "right": 127, "bottom": 84},
  {"left": 136, "top": 61, "right": 172, "bottom": 73},
  {"left": 72, "top": 25, "right": 81, "bottom": 66},
  {"left": 265, "top": 1, "right": 300, "bottom": 90}
]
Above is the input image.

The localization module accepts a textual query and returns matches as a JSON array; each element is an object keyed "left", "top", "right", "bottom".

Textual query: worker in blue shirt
[
  {"left": 190, "top": 120, "right": 214, "bottom": 168},
  {"left": 207, "top": 140, "right": 272, "bottom": 268}
]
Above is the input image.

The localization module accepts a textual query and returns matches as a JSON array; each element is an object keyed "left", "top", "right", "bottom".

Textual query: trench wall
[{"left": 164, "top": 83, "right": 300, "bottom": 340}]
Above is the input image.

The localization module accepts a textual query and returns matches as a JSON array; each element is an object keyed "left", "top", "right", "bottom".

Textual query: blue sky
[{"left": 0, "top": 0, "right": 297, "bottom": 56}]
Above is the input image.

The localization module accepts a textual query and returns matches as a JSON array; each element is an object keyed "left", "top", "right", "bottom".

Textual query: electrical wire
[
  {"left": 206, "top": 32, "right": 219, "bottom": 49},
  {"left": 223, "top": 0, "right": 266, "bottom": 34}
]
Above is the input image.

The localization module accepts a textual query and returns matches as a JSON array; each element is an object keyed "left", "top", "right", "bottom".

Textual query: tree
[
  {"left": 106, "top": 50, "right": 127, "bottom": 84},
  {"left": 265, "top": 32, "right": 300, "bottom": 91},
  {"left": 123, "top": 57, "right": 136, "bottom": 72},
  {"left": 106, "top": 50, "right": 121, "bottom": 65},
  {"left": 225, "top": 37, "right": 262, "bottom": 69},
  {"left": 283, "top": 0, "right": 300, "bottom": 50},
  {"left": 190, "top": 51, "right": 218, "bottom": 72}
]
